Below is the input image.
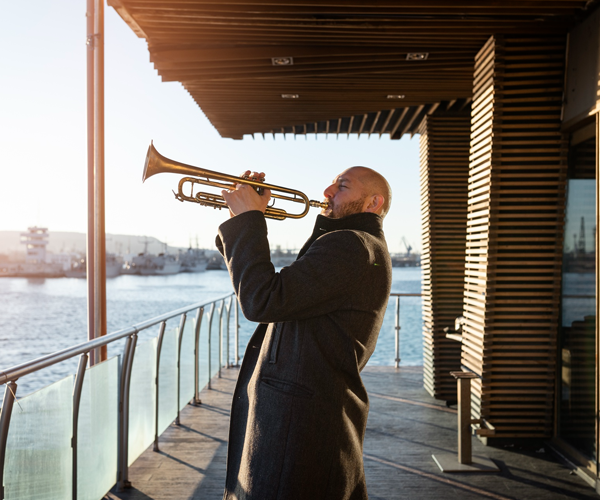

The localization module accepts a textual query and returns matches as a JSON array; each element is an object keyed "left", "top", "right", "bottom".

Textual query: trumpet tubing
[{"left": 143, "top": 142, "right": 327, "bottom": 220}]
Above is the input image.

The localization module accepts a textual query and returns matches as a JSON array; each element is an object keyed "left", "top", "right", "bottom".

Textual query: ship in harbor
[
  {"left": 138, "top": 253, "right": 181, "bottom": 275},
  {"left": 65, "top": 254, "right": 123, "bottom": 279},
  {"left": 179, "top": 247, "right": 209, "bottom": 273}
]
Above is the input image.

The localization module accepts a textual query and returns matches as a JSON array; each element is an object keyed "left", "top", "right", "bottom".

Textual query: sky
[{"left": 0, "top": 1, "right": 422, "bottom": 254}]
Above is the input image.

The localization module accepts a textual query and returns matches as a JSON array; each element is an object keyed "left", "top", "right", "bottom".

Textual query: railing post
[
  {"left": 153, "top": 322, "right": 167, "bottom": 452},
  {"left": 194, "top": 307, "right": 204, "bottom": 405},
  {"left": 218, "top": 300, "right": 225, "bottom": 378},
  {"left": 394, "top": 296, "right": 401, "bottom": 369},
  {"left": 225, "top": 296, "right": 233, "bottom": 368},
  {"left": 176, "top": 313, "right": 187, "bottom": 425},
  {"left": 207, "top": 303, "right": 215, "bottom": 389},
  {"left": 234, "top": 299, "right": 240, "bottom": 367},
  {"left": 0, "top": 381, "right": 18, "bottom": 500},
  {"left": 117, "top": 332, "right": 137, "bottom": 491},
  {"left": 72, "top": 353, "right": 89, "bottom": 500}
]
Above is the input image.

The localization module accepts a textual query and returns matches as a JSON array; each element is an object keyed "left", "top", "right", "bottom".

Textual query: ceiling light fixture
[
  {"left": 406, "top": 53, "right": 429, "bottom": 61},
  {"left": 387, "top": 95, "right": 406, "bottom": 100},
  {"left": 281, "top": 94, "right": 300, "bottom": 99},
  {"left": 272, "top": 57, "right": 294, "bottom": 66}
]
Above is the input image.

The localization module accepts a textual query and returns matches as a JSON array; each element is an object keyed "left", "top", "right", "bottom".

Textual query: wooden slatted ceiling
[
  {"left": 462, "top": 35, "right": 568, "bottom": 439},
  {"left": 107, "top": 0, "right": 589, "bottom": 139},
  {"left": 420, "top": 110, "right": 471, "bottom": 401}
]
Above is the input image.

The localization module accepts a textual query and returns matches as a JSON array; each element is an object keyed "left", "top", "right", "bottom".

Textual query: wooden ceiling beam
[
  {"left": 149, "top": 45, "right": 475, "bottom": 63},
  {"left": 140, "top": 22, "right": 568, "bottom": 38},
  {"left": 134, "top": 14, "right": 571, "bottom": 29},
  {"left": 117, "top": 0, "right": 586, "bottom": 11},
  {"left": 158, "top": 63, "right": 475, "bottom": 82}
]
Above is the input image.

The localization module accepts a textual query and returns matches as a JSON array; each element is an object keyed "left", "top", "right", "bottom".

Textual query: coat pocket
[
  {"left": 260, "top": 377, "right": 314, "bottom": 398},
  {"left": 269, "top": 323, "right": 283, "bottom": 364}
]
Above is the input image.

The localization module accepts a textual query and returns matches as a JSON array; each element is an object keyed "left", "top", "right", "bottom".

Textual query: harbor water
[{"left": 0, "top": 267, "right": 422, "bottom": 401}]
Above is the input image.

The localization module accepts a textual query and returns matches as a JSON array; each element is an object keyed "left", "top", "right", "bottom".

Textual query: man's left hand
[{"left": 222, "top": 171, "right": 271, "bottom": 217}]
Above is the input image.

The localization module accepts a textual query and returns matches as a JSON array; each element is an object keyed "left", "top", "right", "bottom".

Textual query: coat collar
[{"left": 297, "top": 212, "right": 384, "bottom": 259}]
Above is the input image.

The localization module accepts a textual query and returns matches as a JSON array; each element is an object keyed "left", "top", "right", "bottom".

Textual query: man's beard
[{"left": 321, "top": 195, "right": 367, "bottom": 219}]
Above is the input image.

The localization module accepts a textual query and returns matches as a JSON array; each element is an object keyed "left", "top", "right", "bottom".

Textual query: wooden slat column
[
  {"left": 463, "top": 35, "right": 568, "bottom": 439},
  {"left": 420, "top": 110, "right": 471, "bottom": 400}
]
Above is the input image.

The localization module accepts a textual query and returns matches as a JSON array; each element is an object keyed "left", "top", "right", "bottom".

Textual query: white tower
[{"left": 20, "top": 227, "right": 49, "bottom": 264}]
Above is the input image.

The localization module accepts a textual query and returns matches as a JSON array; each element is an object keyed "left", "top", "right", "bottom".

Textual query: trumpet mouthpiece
[{"left": 310, "top": 200, "right": 328, "bottom": 209}]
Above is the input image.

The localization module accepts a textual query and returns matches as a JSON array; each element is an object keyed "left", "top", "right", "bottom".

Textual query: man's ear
[{"left": 364, "top": 194, "right": 385, "bottom": 214}]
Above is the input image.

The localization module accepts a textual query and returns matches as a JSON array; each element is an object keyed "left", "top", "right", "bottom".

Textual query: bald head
[{"left": 348, "top": 167, "right": 392, "bottom": 218}]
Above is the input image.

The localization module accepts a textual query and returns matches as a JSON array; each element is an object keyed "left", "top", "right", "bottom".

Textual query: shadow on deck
[{"left": 108, "top": 366, "right": 597, "bottom": 500}]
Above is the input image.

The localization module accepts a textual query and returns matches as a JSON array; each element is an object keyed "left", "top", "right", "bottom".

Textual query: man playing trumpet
[{"left": 216, "top": 166, "right": 392, "bottom": 500}]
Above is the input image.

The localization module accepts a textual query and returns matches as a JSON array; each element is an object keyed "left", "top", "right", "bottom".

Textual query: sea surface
[{"left": 0, "top": 267, "right": 422, "bottom": 400}]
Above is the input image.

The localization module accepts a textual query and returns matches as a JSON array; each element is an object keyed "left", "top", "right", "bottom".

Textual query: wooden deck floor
[{"left": 108, "top": 366, "right": 598, "bottom": 500}]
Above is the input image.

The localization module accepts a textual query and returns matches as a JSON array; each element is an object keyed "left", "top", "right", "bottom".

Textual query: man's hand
[{"left": 222, "top": 170, "right": 272, "bottom": 218}]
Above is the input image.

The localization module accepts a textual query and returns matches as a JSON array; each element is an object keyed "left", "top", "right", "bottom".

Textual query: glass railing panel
[
  {"left": 4, "top": 375, "right": 73, "bottom": 500},
  {"left": 237, "top": 312, "right": 257, "bottom": 365},
  {"left": 179, "top": 316, "right": 196, "bottom": 410},
  {"left": 370, "top": 295, "right": 423, "bottom": 366},
  {"left": 128, "top": 337, "right": 157, "bottom": 466},
  {"left": 158, "top": 327, "right": 178, "bottom": 436},
  {"left": 77, "top": 356, "right": 119, "bottom": 500},
  {"left": 197, "top": 308, "right": 210, "bottom": 393}
]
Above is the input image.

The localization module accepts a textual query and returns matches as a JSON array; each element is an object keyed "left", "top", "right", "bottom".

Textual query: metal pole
[
  {"left": 226, "top": 296, "right": 233, "bottom": 368},
  {"left": 153, "top": 322, "right": 166, "bottom": 452},
  {"left": 194, "top": 307, "right": 204, "bottom": 405},
  {"left": 72, "top": 353, "right": 89, "bottom": 500},
  {"left": 0, "top": 382, "right": 18, "bottom": 500},
  {"left": 93, "top": 0, "right": 107, "bottom": 363},
  {"left": 86, "top": 0, "right": 106, "bottom": 365},
  {"left": 218, "top": 300, "right": 225, "bottom": 378},
  {"left": 234, "top": 299, "right": 239, "bottom": 366},
  {"left": 176, "top": 313, "right": 187, "bottom": 425},
  {"left": 207, "top": 303, "right": 215, "bottom": 389},
  {"left": 118, "top": 333, "right": 137, "bottom": 491},
  {"left": 458, "top": 377, "right": 472, "bottom": 464},
  {"left": 394, "top": 296, "right": 401, "bottom": 369},
  {"left": 85, "top": 0, "right": 96, "bottom": 365}
]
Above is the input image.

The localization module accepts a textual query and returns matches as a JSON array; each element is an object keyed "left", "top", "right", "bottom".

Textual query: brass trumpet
[{"left": 142, "top": 142, "right": 328, "bottom": 220}]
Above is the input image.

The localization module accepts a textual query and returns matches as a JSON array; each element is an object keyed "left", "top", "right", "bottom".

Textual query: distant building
[{"left": 20, "top": 227, "right": 49, "bottom": 264}]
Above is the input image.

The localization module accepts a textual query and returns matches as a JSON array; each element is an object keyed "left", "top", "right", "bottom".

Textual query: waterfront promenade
[{"left": 108, "top": 366, "right": 597, "bottom": 500}]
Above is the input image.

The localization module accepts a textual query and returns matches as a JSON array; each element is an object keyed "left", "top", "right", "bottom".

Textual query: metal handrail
[
  {"left": 0, "top": 293, "right": 233, "bottom": 386},
  {"left": 0, "top": 292, "right": 236, "bottom": 500}
]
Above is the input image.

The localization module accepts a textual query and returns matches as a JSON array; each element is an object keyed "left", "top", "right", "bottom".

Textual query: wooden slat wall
[
  {"left": 420, "top": 110, "right": 471, "bottom": 401},
  {"left": 462, "top": 35, "right": 568, "bottom": 439}
]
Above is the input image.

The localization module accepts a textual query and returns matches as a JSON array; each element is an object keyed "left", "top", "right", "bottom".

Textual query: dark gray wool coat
[{"left": 216, "top": 210, "right": 392, "bottom": 500}]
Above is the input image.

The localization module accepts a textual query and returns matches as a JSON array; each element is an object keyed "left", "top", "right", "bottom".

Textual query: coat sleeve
[{"left": 216, "top": 211, "right": 371, "bottom": 323}]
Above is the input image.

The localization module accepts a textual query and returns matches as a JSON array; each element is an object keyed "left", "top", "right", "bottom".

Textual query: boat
[
  {"left": 206, "top": 254, "right": 225, "bottom": 270},
  {"left": 179, "top": 247, "right": 209, "bottom": 272},
  {"left": 65, "top": 254, "right": 123, "bottom": 278},
  {"left": 138, "top": 253, "right": 181, "bottom": 275}
]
